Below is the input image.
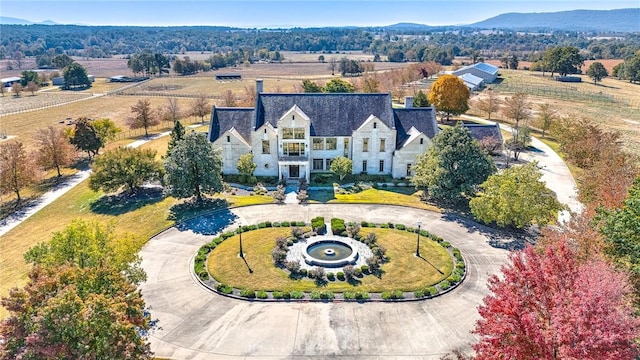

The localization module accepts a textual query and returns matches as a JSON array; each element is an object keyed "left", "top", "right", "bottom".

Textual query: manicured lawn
[
  {"left": 207, "top": 227, "right": 453, "bottom": 293},
  {"left": 310, "top": 188, "right": 440, "bottom": 212}
]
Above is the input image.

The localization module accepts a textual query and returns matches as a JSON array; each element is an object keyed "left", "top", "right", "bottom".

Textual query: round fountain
[{"left": 303, "top": 239, "right": 359, "bottom": 268}]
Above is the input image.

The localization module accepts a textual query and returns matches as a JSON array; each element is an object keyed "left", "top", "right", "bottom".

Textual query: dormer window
[
  {"left": 292, "top": 115, "right": 295, "bottom": 120},
  {"left": 227, "top": 135, "right": 231, "bottom": 143},
  {"left": 420, "top": 138, "right": 424, "bottom": 145},
  {"left": 373, "top": 122, "right": 377, "bottom": 129},
  {"left": 264, "top": 128, "right": 267, "bottom": 134}
]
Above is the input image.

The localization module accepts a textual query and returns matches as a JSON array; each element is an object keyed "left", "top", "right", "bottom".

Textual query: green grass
[
  {"left": 310, "top": 188, "right": 440, "bottom": 212},
  {"left": 207, "top": 227, "right": 453, "bottom": 293}
]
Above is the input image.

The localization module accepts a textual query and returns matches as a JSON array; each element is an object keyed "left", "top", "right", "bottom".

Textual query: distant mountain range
[
  {"left": 468, "top": 8, "right": 640, "bottom": 32},
  {"left": 0, "top": 17, "right": 59, "bottom": 25},
  {"left": 2, "top": 8, "right": 639, "bottom": 32}
]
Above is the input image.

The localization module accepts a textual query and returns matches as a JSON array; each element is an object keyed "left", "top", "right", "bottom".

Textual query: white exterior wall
[
  {"left": 392, "top": 135, "right": 433, "bottom": 178},
  {"left": 251, "top": 125, "right": 279, "bottom": 177},
  {"left": 309, "top": 136, "right": 350, "bottom": 172},
  {"left": 276, "top": 108, "right": 311, "bottom": 181},
  {"left": 351, "top": 116, "right": 395, "bottom": 175},
  {"left": 213, "top": 130, "right": 251, "bottom": 174}
]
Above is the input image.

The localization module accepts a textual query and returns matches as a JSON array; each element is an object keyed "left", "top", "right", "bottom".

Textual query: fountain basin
[{"left": 303, "top": 239, "right": 359, "bottom": 268}]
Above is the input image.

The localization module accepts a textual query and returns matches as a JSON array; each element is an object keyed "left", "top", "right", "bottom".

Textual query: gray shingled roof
[
  {"left": 393, "top": 108, "right": 438, "bottom": 149},
  {"left": 209, "top": 107, "right": 255, "bottom": 143},
  {"left": 463, "top": 123, "right": 504, "bottom": 143},
  {"left": 256, "top": 93, "right": 395, "bottom": 136}
]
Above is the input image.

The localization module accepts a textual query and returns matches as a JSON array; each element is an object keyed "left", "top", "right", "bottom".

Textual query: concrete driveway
[{"left": 140, "top": 204, "right": 512, "bottom": 359}]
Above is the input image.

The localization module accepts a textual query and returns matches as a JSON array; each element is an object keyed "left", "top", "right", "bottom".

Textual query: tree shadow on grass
[
  {"left": 172, "top": 199, "right": 237, "bottom": 235},
  {"left": 90, "top": 187, "right": 164, "bottom": 216}
]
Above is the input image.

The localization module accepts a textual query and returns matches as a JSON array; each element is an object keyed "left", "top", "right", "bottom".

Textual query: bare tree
[
  {"left": 222, "top": 89, "right": 237, "bottom": 107},
  {"left": 328, "top": 58, "right": 337, "bottom": 75},
  {"left": 11, "top": 83, "right": 23, "bottom": 97},
  {"left": 239, "top": 85, "right": 256, "bottom": 107},
  {"left": 475, "top": 88, "right": 500, "bottom": 120},
  {"left": 501, "top": 93, "right": 532, "bottom": 160},
  {"left": 126, "top": 99, "right": 159, "bottom": 137},
  {"left": 26, "top": 81, "right": 40, "bottom": 96},
  {"left": 34, "top": 126, "right": 76, "bottom": 178},
  {"left": 0, "top": 142, "right": 40, "bottom": 203},
  {"left": 536, "top": 103, "right": 557, "bottom": 138},
  {"left": 191, "top": 93, "right": 211, "bottom": 123},
  {"left": 165, "top": 97, "right": 181, "bottom": 124}
]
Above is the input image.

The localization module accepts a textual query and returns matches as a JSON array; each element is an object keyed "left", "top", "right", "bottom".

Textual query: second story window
[
  {"left": 379, "top": 138, "right": 386, "bottom": 152},
  {"left": 326, "top": 138, "right": 337, "bottom": 150},
  {"left": 363, "top": 138, "right": 369, "bottom": 152},
  {"left": 262, "top": 140, "right": 270, "bottom": 154},
  {"left": 312, "top": 138, "right": 324, "bottom": 150}
]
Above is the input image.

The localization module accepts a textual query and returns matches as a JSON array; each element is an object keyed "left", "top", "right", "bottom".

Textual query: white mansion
[{"left": 208, "top": 79, "right": 496, "bottom": 182}]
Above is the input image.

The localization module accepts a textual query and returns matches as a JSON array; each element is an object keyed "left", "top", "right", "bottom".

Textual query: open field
[
  {"left": 483, "top": 59, "right": 625, "bottom": 74},
  {"left": 479, "top": 69, "right": 640, "bottom": 154}
]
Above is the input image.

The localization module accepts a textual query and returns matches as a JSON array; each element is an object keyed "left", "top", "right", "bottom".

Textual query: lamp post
[
  {"left": 238, "top": 222, "right": 244, "bottom": 259},
  {"left": 416, "top": 221, "right": 422, "bottom": 257}
]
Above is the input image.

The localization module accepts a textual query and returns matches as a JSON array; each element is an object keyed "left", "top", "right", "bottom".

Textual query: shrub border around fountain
[{"left": 193, "top": 219, "right": 467, "bottom": 302}]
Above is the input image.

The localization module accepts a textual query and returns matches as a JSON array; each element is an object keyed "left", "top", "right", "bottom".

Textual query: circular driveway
[{"left": 140, "top": 204, "right": 512, "bottom": 359}]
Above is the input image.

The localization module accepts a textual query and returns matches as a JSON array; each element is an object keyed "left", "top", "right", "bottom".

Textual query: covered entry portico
[{"left": 278, "top": 158, "right": 310, "bottom": 183}]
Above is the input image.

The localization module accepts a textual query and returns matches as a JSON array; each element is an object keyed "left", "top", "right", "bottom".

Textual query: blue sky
[{"left": 2, "top": 0, "right": 638, "bottom": 27}]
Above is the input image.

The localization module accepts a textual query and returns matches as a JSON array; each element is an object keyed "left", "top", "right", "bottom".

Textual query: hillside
[{"left": 469, "top": 8, "right": 640, "bottom": 32}]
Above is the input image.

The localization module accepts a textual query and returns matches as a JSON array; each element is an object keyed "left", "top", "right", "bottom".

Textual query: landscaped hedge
[
  {"left": 330, "top": 218, "right": 346, "bottom": 235},
  {"left": 196, "top": 218, "right": 465, "bottom": 301},
  {"left": 311, "top": 216, "right": 325, "bottom": 233}
]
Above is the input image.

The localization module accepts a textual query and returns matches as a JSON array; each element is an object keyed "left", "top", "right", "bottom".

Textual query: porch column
[{"left": 278, "top": 164, "right": 282, "bottom": 181}]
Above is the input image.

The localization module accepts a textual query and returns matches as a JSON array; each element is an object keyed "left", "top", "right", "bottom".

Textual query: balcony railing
[{"left": 278, "top": 155, "right": 308, "bottom": 162}]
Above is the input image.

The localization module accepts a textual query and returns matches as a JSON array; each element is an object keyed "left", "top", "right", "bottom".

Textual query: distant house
[
  {"left": 208, "top": 80, "right": 439, "bottom": 180},
  {"left": 109, "top": 75, "right": 148, "bottom": 83},
  {"left": 1, "top": 77, "right": 21, "bottom": 87},
  {"left": 215, "top": 73, "right": 242, "bottom": 81},
  {"left": 452, "top": 62, "right": 499, "bottom": 83},
  {"left": 463, "top": 123, "right": 504, "bottom": 151},
  {"left": 458, "top": 73, "right": 485, "bottom": 91}
]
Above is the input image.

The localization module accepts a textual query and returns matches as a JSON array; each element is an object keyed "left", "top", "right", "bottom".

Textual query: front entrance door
[{"left": 289, "top": 165, "right": 299, "bottom": 178}]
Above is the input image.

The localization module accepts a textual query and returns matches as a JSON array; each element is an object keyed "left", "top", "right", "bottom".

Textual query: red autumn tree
[{"left": 473, "top": 241, "right": 640, "bottom": 360}]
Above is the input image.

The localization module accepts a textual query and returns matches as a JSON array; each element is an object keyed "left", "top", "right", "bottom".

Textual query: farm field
[{"left": 483, "top": 69, "right": 640, "bottom": 154}]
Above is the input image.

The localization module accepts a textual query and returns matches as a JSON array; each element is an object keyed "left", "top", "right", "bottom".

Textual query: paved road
[
  {"left": 140, "top": 204, "right": 513, "bottom": 359},
  {"left": 461, "top": 115, "right": 583, "bottom": 223}
]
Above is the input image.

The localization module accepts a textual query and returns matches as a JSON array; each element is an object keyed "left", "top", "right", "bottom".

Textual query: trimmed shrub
[
  {"left": 258, "top": 222, "right": 267, "bottom": 228},
  {"left": 330, "top": 218, "right": 346, "bottom": 235},
  {"left": 355, "top": 291, "right": 370, "bottom": 300},
  {"left": 456, "top": 262, "right": 466, "bottom": 270},
  {"left": 256, "top": 290, "right": 268, "bottom": 299},
  {"left": 353, "top": 267, "right": 363, "bottom": 277},
  {"left": 311, "top": 216, "right": 325, "bottom": 232},
  {"left": 320, "top": 291, "right": 334, "bottom": 299},
  {"left": 395, "top": 224, "right": 406, "bottom": 230},
  {"left": 310, "top": 291, "right": 321, "bottom": 300},
  {"left": 337, "top": 272, "right": 345, "bottom": 281},
  {"left": 281, "top": 221, "right": 290, "bottom": 227},
  {"left": 387, "top": 222, "right": 394, "bottom": 228},
  {"left": 327, "top": 272, "right": 336, "bottom": 281},
  {"left": 239, "top": 289, "right": 256, "bottom": 298},
  {"left": 343, "top": 291, "right": 356, "bottom": 300},
  {"left": 290, "top": 290, "right": 305, "bottom": 299},
  {"left": 448, "top": 274, "right": 462, "bottom": 284},
  {"left": 221, "top": 231, "right": 235, "bottom": 240},
  {"left": 426, "top": 286, "right": 438, "bottom": 296},
  {"left": 360, "top": 265, "right": 369, "bottom": 274},
  {"left": 414, "top": 290, "right": 425, "bottom": 298},
  {"left": 296, "top": 221, "right": 306, "bottom": 227},
  {"left": 264, "top": 221, "right": 272, "bottom": 227},
  {"left": 216, "top": 284, "right": 233, "bottom": 294},
  {"left": 380, "top": 223, "right": 389, "bottom": 228},
  {"left": 381, "top": 290, "right": 404, "bottom": 300},
  {"left": 440, "top": 280, "right": 451, "bottom": 290},
  {"left": 441, "top": 241, "right": 451, "bottom": 248},
  {"left": 272, "top": 291, "right": 284, "bottom": 299}
]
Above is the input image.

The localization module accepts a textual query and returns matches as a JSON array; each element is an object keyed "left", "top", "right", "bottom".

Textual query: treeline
[{"left": 1, "top": 24, "right": 639, "bottom": 64}]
